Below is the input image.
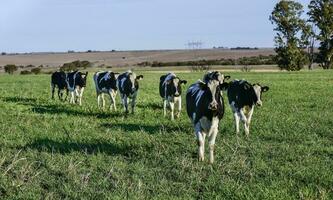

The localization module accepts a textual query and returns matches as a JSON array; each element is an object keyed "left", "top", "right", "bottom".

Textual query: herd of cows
[{"left": 51, "top": 70, "right": 269, "bottom": 163}]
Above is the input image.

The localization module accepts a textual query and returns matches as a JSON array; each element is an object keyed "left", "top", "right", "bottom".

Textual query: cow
[
  {"left": 117, "top": 70, "right": 143, "bottom": 114},
  {"left": 186, "top": 71, "right": 230, "bottom": 164},
  {"left": 226, "top": 80, "right": 269, "bottom": 136},
  {"left": 93, "top": 71, "right": 119, "bottom": 110},
  {"left": 51, "top": 71, "right": 68, "bottom": 101},
  {"left": 159, "top": 73, "right": 187, "bottom": 120},
  {"left": 66, "top": 71, "right": 88, "bottom": 106}
]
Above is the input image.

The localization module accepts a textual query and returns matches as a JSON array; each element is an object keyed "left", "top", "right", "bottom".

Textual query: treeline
[
  {"left": 137, "top": 55, "right": 277, "bottom": 67},
  {"left": 270, "top": 0, "right": 333, "bottom": 70},
  {"left": 2, "top": 60, "right": 93, "bottom": 75}
]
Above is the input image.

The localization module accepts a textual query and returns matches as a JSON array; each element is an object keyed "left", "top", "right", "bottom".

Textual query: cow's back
[
  {"left": 227, "top": 80, "right": 256, "bottom": 108},
  {"left": 159, "top": 75, "right": 167, "bottom": 98}
]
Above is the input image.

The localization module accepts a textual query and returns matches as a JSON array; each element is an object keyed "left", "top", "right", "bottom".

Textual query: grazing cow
[
  {"left": 51, "top": 71, "right": 68, "bottom": 100},
  {"left": 66, "top": 71, "right": 88, "bottom": 106},
  {"left": 93, "top": 71, "right": 119, "bottom": 110},
  {"left": 159, "top": 73, "right": 187, "bottom": 120},
  {"left": 226, "top": 80, "right": 269, "bottom": 136},
  {"left": 117, "top": 70, "right": 143, "bottom": 113},
  {"left": 186, "top": 71, "right": 230, "bottom": 163}
]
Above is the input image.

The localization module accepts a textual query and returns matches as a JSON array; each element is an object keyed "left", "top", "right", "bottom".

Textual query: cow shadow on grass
[
  {"left": 1, "top": 95, "right": 121, "bottom": 119},
  {"left": 136, "top": 101, "right": 162, "bottom": 110},
  {"left": 25, "top": 138, "right": 150, "bottom": 158},
  {"left": 31, "top": 104, "right": 121, "bottom": 119},
  {"left": 1, "top": 96, "right": 38, "bottom": 105},
  {"left": 100, "top": 122, "right": 189, "bottom": 135}
]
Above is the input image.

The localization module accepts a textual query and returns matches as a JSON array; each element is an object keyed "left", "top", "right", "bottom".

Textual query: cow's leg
[
  {"left": 246, "top": 106, "right": 254, "bottom": 135},
  {"left": 195, "top": 122, "right": 205, "bottom": 162},
  {"left": 169, "top": 101, "right": 175, "bottom": 120},
  {"left": 208, "top": 117, "right": 219, "bottom": 164},
  {"left": 177, "top": 97, "right": 182, "bottom": 118},
  {"left": 234, "top": 112, "right": 240, "bottom": 134},
  {"left": 112, "top": 91, "right": 117, "bottom": 111},
  {"left": 78, "top": 88, "right": 84, "bottom": 106},
  {"left": 131, "top": 96, "right": 137, "bottom": 114},
  {"left": 101, "top": 93, "right": 105, "bottom": 109},
  {"left": 69, "top": 91, "right": 75, "bottom": 104},
  {"left": 122, "top": 95, "right": 129, "bottom": 113},
  {"left": 108, "top": 90, "right": 117, "bottom": 111},
  {"left": 97, "top": 92, "right": 101, "bottom": 108},
  {"left": 51, "top": 83, "right": 55, "bottom": 99},
  {"left": 163, "top": 99, "right": 167, "bottom": 117},
  {"left": 239, "top": 109, "right": 249, "bottom": 136},
  {"left": 64, "top": 89, "right": 68, "bottom": 101},
  {"left": 230, "top": 102, "right": 240, "bottom": 134},
  {"left": 58, "top": 89, "right": 62, "bottom": 100}
]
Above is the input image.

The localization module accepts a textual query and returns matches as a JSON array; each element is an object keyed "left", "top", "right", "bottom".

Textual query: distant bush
[
  {"left": 190, "top": 65, "right": 212, "bottom": 72},
  {"left": 20, "top": 70, "right": 32, "bottom": 75},
  {"left": 241, "top": 65, "right": 252, "bottom": 72},
  {"left": 4, "top": 64, "right": 18, "bottom": 74},
  {"left": 139, "top": 55, "right": 277, "bottom": 67},
  {"left": 31, "top": 67, "right": 42, "bottom": 74},
  {"left": 1, "top": 52, "right": 6, "bottom": 55},
  {"left": 60, "top": 60, "right": 92, "bottom": 72}
]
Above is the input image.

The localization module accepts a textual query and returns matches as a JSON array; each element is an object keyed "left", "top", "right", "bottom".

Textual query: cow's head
[
  {"left": 199, "top": 71, "right": 230, "bottom": 110},
  {"left": 252, "top": 83, "right": 269, "bottom": 106},
  {"left": 203, "top": 71, "right": 230, "bottom": 85},
  {"left": 126, "top": 71, "right": 143, "bottom": 94},
  {"left": 78, "top": 71, "right": 88, "bottom": 87},
  {"left": 166, "top": 76, "right": 187, "bottom": 97}
]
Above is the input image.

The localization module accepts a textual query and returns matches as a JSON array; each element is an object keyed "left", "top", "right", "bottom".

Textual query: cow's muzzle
[{"left": 208, "top": 101, "right": 218, "bottom": 110}]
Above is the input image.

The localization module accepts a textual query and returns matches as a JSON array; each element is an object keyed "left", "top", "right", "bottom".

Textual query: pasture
[{"left": 0, "top": 70, "right": 332, "bottom": 199}]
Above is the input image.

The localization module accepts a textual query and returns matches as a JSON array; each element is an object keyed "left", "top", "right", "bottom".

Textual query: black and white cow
[
  {"left": 93, "top": 71, "right": 119, "bottom": 110},
  {"left": 159, "top": 73, "right": 187, "bottom": 120},
  {"left": 117, "top": 70, "right": 143, "bottom": 113},
  {"left": 226, "top": 80, "right": 269, "bottom": 136},
  {"left": 66, "top": 71, "right": 88, "bottom": 106},
  {"left": 51, "top": 71, "right": 67, "bottom": 100},
  {"left": 186, "top": 71, "right": 230, "bottom": 163}
]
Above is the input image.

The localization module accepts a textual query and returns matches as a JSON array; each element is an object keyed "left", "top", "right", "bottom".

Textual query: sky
[{"left": 0, "top": 0, "right": 311, "bottom": 53}]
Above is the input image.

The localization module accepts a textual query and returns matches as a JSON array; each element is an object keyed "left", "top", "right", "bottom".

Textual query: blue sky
[{"left": 0, "top": 0, "right": 310, "bottom": 53}]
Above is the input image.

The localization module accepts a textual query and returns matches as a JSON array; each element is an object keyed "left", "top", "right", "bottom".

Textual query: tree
[
  {"left": 31, "top": 67, "right": 41, "bottom": 74},
  {"left": 270, "top": 0, "right": 310, "bottom": 71},
  {"left": 308, "top": 0, "right": 333, "bottom": 69},
  {"left": 4, "top": 64, "right": 18, "bottom": 74}
]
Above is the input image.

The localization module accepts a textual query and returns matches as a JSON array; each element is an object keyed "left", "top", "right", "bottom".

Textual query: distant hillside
[{"left": 0, "top": 48, "right": 275, "bottom": 68}]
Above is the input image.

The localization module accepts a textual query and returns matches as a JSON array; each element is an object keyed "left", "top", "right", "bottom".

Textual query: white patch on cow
[
  {"left": 67, "top": 71, "right": 79, "bottom": 92},
  {"left": 253, "top": 85, "right": 262, "bottom": 106}
]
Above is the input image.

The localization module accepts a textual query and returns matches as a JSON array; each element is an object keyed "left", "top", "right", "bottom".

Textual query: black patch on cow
[
  {"left": 159, "top": 73, "right": 186, "bottom": 99},
  {"left": 227, "top": 80, "right": 258, "bottom": 109},
  {"left": 186, "top": 83, "right": 225, "bottom": 124},
  {"left": 96, "top": 71, "right": 118, "bottom": 91},
  {"left": 117, "top": 72, "right": 142, "bottom": 96},
  {"left": 67, "top": 71, "right": 88, "bottom": 89},
  {"left": 51, "top": 71, "right": 67, "bottom": 90}
]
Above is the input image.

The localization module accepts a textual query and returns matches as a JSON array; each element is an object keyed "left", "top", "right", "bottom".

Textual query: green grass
[{"left": 0, "top": 70, "right": 332, "bottom": 199}]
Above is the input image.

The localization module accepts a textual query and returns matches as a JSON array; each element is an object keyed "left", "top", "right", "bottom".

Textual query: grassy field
[{"left": 0, "top": 70, "right": 332, "bottom": 199}]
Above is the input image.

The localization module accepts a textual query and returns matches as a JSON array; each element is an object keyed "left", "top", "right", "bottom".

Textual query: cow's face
[
  {"left": 198, "top": 79, "right": 221, "bottom": 111},
  {"left": 204, "top": 71, "right": 230, "bottom": 85},
  {"left": 166, "top": 77, "right": 187, "bottom": 97},
  {"left": 80, "top": 72, "right": 88, "bottom": 87},
  {"left": 127, "top": 72, "right": 143, "bottom": 93},
  {"left": 252, "top": 83, "right": 269, "bottom": 106}
]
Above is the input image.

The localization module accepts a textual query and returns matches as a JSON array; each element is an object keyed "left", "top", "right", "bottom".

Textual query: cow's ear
[
  {"left": 180, "top": 80, "right": 187, "bottom": 85},
  {"left": 262, "top": 86, "right": 269, "bottom": 92},
  {"left": 198, "top": 81, "right": 207, "bottom": 90},
  {"left": 136, "top": 75, "right": 143, "bottom": 80},
  {"left": 224, "top": 75, "right": 231, "bottom": 80},
  {"left": 220, "top": 82, "right": 229, "bottom": 90}
]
